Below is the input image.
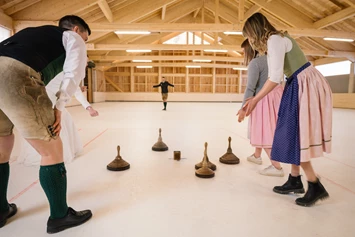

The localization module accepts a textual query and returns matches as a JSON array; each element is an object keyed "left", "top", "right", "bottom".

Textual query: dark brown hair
[{"left": 241, "top": 39, "right": 258, "bottom": 66}]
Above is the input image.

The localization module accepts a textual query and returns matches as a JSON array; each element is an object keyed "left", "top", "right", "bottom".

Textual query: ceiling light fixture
[
  {"left": 186, "top": 65, "right": 201, "bottom": 68},
  {"left": 115, "top": 31, "right": 151, "bottom": 35},
  {"left": 233, "top": 67, "right": 247, "bottom": 71},
  {"left": 204, "top": 49, "right": 228, "bottom": 53},
  {"left": 192, "top": 59, "right": 212, "bottom": 62},
  {"left": 126, "top": 49, "right": 152, "bottom": 53},
  {"left": 136, "top": 66, "right": 153, "bottom": 68},
  {"left": 132, "top": 60, "right": 152, "bottom": 62},
  {"left": 224, "top": 31, "right": 243, "bottom": 35},
  {"left": 323, "top": 37, "right": 354, "bottom": 42}
]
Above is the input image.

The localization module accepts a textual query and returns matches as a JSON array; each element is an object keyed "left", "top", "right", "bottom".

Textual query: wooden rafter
[
  {"left": 239, "top": 0, "right": 244, "bottom": 22},
  {"left": 243, "top": 4, "right": 261, "bottom": 22},
  {"left": 193, "top": 8, "right": 200, "bottom": 18},
  {"left": 111, "top": 0, "right": 178, "bottom": 23},
  {"left": 13, "top": 21, "right": 355, "bottom": 39},
  {"left": 313, "top": 7, "right": 355, "bottom": 29},
  {"left": 98, "top": 0, "right": 113, "bottom": 23},
  {"left": 97, "top": 62, "right": 243, "bottom": 68},
  {"left": 248, "top": 0, "right": 313, "bottom": 28},
  {"left": 4, "top": 0, "right": 41, "bottom": 15},
  {"left": 204, "top": 0, "right": 238, "bottom": 23},
  {"left": 312, "top": 57, "right": 348, "bottom": 66},
  {"left": 10, "top": 0, "right": 98, "bottom": 20},
  {"left": 87, "top": 44, "right": 241, "bottom": 51},
  {"left": 0, "top": 10, "right": 12, "bottom": 29},
  {"left": 343, "top": 0, "right": 355, "bottom": 8},
  {"left": 89, "top": 55, "right": 244, "bottom": 62},
  {"left": 161, "top": 5, "right": 166, "bottom": 20}
]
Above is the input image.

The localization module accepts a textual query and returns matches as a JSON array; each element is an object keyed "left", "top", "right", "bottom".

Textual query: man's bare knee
[
  {"left": 0, "top": 134, "right": 15, "bottom": 163},
  {"left": 26, "top": 138, "right": 64, "bottom": 165}
]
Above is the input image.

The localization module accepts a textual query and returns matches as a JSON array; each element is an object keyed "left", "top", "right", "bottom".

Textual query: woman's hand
[
  {"left": 244, "top": 97, "right": 258, "bottom": 116},
  {"left": 237, "top": 109, "right": 246, "bottom": 122},
  {"left": 52, "top": 108, "right": 62, "bottom": 136}
]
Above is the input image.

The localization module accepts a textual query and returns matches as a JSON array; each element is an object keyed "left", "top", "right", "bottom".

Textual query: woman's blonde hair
[
  {"left": 241, "top": 39, "right": 258, "bottom": 66},
  {"left": 242, "top": 13, "right": 284, "bottom": 54}
]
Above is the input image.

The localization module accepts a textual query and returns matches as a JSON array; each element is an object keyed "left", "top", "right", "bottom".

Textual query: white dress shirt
[
  {"left": 267, "top": 35, "right": 293, "bottom": 84},
  {"left": 46, "top": 71, "right": 90, "bottom": 109},
  {"left": 55, "top": 31, "right": 87, "bottom": 111}
]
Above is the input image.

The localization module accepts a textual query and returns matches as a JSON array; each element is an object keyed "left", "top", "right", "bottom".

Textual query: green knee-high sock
[
  {"left": 0, "top": 162, "right": 10, "bottom": 212},
  {"left": 39, "top": 163, "right": 68, "bottom": 219},
  {"left": 164, "top": 102, "right": 167, "bottom": 109}
]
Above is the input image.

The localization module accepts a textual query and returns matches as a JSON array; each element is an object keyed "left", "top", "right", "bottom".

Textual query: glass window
[
  {"left": 164, "top": 32, "right": 211, "bottom": 45},
  {"left": 315, "top": 60, "right": 351, "bottom": 77}
]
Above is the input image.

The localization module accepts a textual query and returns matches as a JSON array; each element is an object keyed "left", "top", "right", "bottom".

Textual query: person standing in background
[{"left": 153, "top": 77, "right": 174, "bottom": 111}]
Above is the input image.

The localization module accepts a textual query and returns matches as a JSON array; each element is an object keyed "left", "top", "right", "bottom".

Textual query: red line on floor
[
  {"left": 9, "top": 179, "right": 39, "bottom": 202},
  {"left": 320, "top": 174, "right": 355, "bottom": 195},
  {"left": 83, "top": 128, "right": 108, "bottom": 148},
  {"left": 8, "top": 129, "right": 108, "bottom": 202}
]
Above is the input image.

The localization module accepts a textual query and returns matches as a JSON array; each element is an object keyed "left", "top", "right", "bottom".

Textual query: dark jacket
[{"left": 153, "top": 81, "right": 174, "bottom": 93}]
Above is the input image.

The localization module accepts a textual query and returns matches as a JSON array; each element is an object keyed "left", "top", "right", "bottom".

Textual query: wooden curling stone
[{"left": 107, "top": 146, "right": 130, "bottom": 171}]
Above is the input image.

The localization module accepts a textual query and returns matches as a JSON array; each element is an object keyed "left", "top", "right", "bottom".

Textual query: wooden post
[
  {"left": 186, "top": 68, "right": 189, "bottom": 93},
  {"left": 87, "top": 68, "right": 93, "bottom": 103},
  {"left": 226, "top": 70, "right": 229, "bottom": 93},
  {"left": 212, "top": 67, "right": 216, "bottom": 93},
  {"left": 238, "top": 70, "right": 243, "bottom": 94},
  {"left": 130, "top": 66, "right": 134, "bottom": 92},
  {"left": 158, "top": 64, "right": 162, "bottom": 92},
  {"left": 349, "top": 62, "right": 355, "bottom": 93}
]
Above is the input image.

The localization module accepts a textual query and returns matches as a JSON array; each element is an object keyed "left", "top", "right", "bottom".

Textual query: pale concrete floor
[{"left": 3, "top": 102, "right": 355, "bottom": 237}]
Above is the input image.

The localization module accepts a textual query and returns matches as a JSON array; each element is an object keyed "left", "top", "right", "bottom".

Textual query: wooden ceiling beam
[
  {"left": 91, "top": 0, "right": 199, "bottom": 41},
  {"left": 89, "top": 55, "right": 244, "bottom": 62},
  {"left": 10, "top": 0, "right": 98, "bottom": 20},
  {"left": 204, "top": 0, "right": 238, "bottom": 23},
  {"left": 87, "top": 43, "right": 355, "bottom": 59},
  {"left": 313, "top": 57, "right": 348, "bottom": 66},
  {"left": 193, "top": 8, "right": 200, "bottom": 18},
  {"left": 12, "top": 21, "right": 355, "bottom": 39},
  {"left": 215, "top": 0, "right": 220, "bottom": 23},
  {"left": 239, "top": 0, "right": 244, "bottom": 22},
  {"left": 4, "top": 0, "right": 41, "bottom": 15},
  {"left": 95, "top": 62, "right": 243, "bottom": 68},
  {"left": 142, "top": 0, "right": 201, "bottom": 23},
  {"left": 161, "top": 5, "right": 167, "bottom": 20},
  {"left": 303, "top": 49, "right": 355, "bottom": 58},
  {"left": 285, "top": 28, "right": 355, "bottom": 39},
  {"left": 111, "top": 0, "right": 178, "bottom": 23},
  {"left": 87, "top": 44, "right": 241, "bottom": 51},
  {"left": 243, "top": 4, "right": 261, "bottom": 22},
  {"left": 248, "top": 0, "right": 314, "bottom": 28},
  {"left": 84, "top": 0, "right": 132, "bottom": 23},
  {"left": 98, "top": 0, "right": 113, "bottom": 23},
  {"left": 0, "top": 10, "right": 12, "bottom": 29},
  {"left": 0, "top": 0, "right": 22, "bottom": 10},
  {"left": 313, "top": 7, "right": 355, "bottom": 29},
  {"left": 342, "top": 0, "right": 355, "bottom": 8}
]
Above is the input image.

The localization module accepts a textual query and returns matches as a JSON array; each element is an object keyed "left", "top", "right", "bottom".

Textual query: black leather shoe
[
  {"left": 0, "top": 203, "right": 17, "bottom": 228},
  {"left": 47, "top": 207, "right": 92, "bottom": 234},
  {"left": 295, "top": 179, "right": 329, "bottom": 207},
  {"left": 273, "top": 174, "right": 305, "bottom": 194}
]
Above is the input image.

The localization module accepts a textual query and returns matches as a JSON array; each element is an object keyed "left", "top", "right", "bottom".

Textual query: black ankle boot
[
  {"left": 0, "top": 203, "right": 17, "bottom": 228},
  {"left": 295, "top": 179, "right": 329, "bottom": 207},
  {"left": 47, "top": 207, "right": 92, "bottom": 234},
  {"left": 273, "top": 174, "right": 305, "bottom": 194}
]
